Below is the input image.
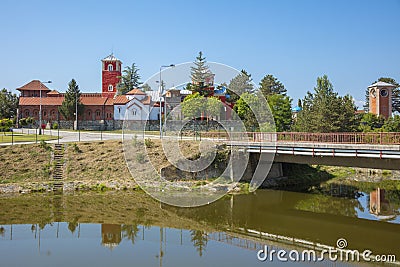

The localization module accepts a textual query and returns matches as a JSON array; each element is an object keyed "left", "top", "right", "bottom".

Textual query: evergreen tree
[
  {"left": 294, "top": 75, "right": 357, "bottom": 132},
  {"left": 0, "top": 88, "right": 18, "bottom": 119},
  {"left": 189, "top": 51, "right": 213, "bottom": 96},
  {"left": 363, "top": 88, "right": 369, "bottom": 112},
  {"left": 226, "top": 70, "right": 254, "bottom": 103},
  {"left": 59, "top": 79, "right": 84, "bottom": 121},
  {"left": 141, "top": 83, "right": 152, "bottom": 92},
  {"left": 117, "top": 63, "right": 142, "bottom": 95},
  {"left": 259, "top": 74, "right": 287, "bottom": 96}
]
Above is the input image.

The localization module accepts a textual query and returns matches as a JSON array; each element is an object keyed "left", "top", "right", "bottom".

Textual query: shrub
[
  {"left": 72, "top": 143, "right": 82, "bottom": 153},
  {"left": 136, "top": 153, "right": 145, "bottom": 163},
  {"left": 144, "top": 138, "right": 154, "bottom": 148},
  {"left": 52, "top": 122, "right": 59, "bottom": 129},
  {"left": 39, "top": 140, "right": 52, "bottom": 151}
]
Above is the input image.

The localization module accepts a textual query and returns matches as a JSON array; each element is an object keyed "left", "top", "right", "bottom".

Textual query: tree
[
  {"left": 359, "top": 113, "right": 385, "bottom": 132},
  {"left": 0, "top": 88, "right": 18, "bottom": 119},
  {"left": 190, "top": 51, "right": 213, "bottom": 96},
  {"left": 59, "top": 79, "right": 84, "bottom": 121},
  {"left": 226, "top": 70, "right": 254, "bottom": 103},
  {"left": 294, "top": 75, "right": 357, "bottom": 132},
  {"left": 190, "top": 230, "right": 208, "bottom": 257},
  {"left": 259, "top": 74, "right": 287, "bottom": 97},
  {"left": 267, "top": 94, "right": 292, "bottom": 131},
  {"left": 234, "top": 92, "right": 261, "bottom": 131},
  {"left": 117, "top": 63, "right": 142, "bottom": 95},
  {"left": 382, "top": 115, "right": 400, "bottom": 132},
  {"left": 181, "top": 92, "right": 223, "bottom": 119},
  {"left": 141, "top": 83, "right": 152, "bottom": 92}
]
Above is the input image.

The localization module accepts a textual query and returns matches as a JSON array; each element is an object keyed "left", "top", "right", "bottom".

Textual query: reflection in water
[
  {"left": 0, "top": 190, "right": 399, "bottom": 266},
  {"left": 369, "top": 188, "right": 397, "bottom": 220}
]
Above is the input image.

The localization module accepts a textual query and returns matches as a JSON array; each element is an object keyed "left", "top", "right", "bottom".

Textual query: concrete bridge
[{"left": 218, "top": 132, "right": 400, "bottom": 170}]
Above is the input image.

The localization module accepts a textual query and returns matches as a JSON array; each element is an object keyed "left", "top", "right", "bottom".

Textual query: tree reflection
[
  {"left": 190, "top": 230, "right": 208, "bottom": 257},
  {"left": 121, "top": 223, "right": 140, "bottom": 245}
]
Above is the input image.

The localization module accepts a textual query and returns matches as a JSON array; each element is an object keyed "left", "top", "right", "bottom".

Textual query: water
[{"left": 0, "top": 188, "right": 399, "bottom": 266}]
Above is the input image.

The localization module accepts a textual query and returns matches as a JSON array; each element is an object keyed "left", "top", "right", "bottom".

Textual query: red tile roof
[
  {"left": 47, "top": 90, "right": 60, "bottom": 95},
  {"left": 17, "top": 80, "right": 51, "bottom": 91},
  {"left": 19, "top": 97, "right": 64, "bottom": 106},
  {"left": 113, "top": 95, "right": 129, "bottom": 105},
  {"left": 126, "top": 88, "right": 146, "bottom": 95}
]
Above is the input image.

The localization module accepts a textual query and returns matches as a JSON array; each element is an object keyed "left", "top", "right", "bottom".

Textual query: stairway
[{"left": 53, "top": 144, "right": 64, "bottom": 191}]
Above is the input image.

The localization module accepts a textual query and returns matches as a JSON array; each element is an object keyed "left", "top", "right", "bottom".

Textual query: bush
[
  {"left": 52, "top": 122, "right": 59, "bottom": 129},
  {"left": 144, "top": 138, "right": 154, "bottom": 148},
  {"left": 136, "top": 153, "right": 145, "bottom": 163},
  {"left": 0, "top": 118, "right": 13, "bottom": 132},
  {"left": 39, "top": 140, "right": 52, "bottom": 151},
  {"left": 72, "top": 143, "right": 82, "bottom": 153}
]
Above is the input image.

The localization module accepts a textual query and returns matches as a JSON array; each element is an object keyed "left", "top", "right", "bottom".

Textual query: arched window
[
  {"left": 24, "top": 110, "right": 30, "bottom": 117},
  {"left": 132, "top": 109, "right": 137, "bottom": 116},
  {"left": 108, "top": 84, "right": 113, "bottom": 91},
  {"left": 108, "top": 64, "right": 113, "bottom": 71}
]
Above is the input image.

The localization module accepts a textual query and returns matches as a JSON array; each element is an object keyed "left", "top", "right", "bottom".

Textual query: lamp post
[
  {"left": 159, "top": 64, "right": 174, "bottom": 139},
  {"left": 39, "top": 80, "right": 52, "bottom": 135}
]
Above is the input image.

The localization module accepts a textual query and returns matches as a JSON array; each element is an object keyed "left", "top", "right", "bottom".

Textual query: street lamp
[
  {"left": 159, "top": 64, "right": 174, "bottom": 139},
  {"left": 39, "top": 80, "right": 52, "bottom": 135}
]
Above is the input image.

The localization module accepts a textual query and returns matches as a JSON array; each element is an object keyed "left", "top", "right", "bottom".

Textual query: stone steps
[{"left": 52, "top": 144, "right": 65, "bottom": 191}]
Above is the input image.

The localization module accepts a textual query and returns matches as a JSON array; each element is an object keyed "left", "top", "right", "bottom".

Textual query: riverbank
[{"left": 1, "top": 139, "right": 399, "bottom": 194}]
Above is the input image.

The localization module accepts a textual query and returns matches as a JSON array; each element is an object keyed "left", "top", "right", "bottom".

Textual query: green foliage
[
  {"left": 39, "top": 140, "right": 52, "bottom": 151},
  {"left": 382, "top": 115, "right": 400, "bottom": 132},
  {"left": 0, "top": 118, "right": 13, "bottom": 132},
  {"left": 141, "top": 83, "right": 151, "bottom": 92},
  {"left": 181, "top": 92, "right": 223, "bottom": 119},
  {"left": 72, "top": 143, "right": 82, "bottom": 153},
  {"left": 0, "top": 88, "right": 18, "bottom": 119},
  {"left": 267, "top": 94, "right": 292, "bottom": 131},
  {"left": 234, "top": 93, "right": 258, "bottom": 130},
  {"left": 58, "top": 79, "right": 84, "bottom": 121},
  {"left": 259, "top": 74, "right": 287, "bottom": 96},
  {"left": 136, "top": 153, "right": 145, "bottom": 164},
  {"left": 189, "top": 52, "right": 214, "bottom": 96},
  {"left": 144, "top": 138, "right": 154, "bottom": 148},
  {"left": 117, "top": 63, "right": 142, "bottom": 95},
  {"left": 226, "top": 70, "right": 254, "bottom": 103},
  {"left": 52, "top": 122, "right": 58, "bottom": 129},
  {"left": 359, "top": 113, "right": 384, "bottom": 132},
  {"left": 294, "top": 75, "right": 358, "bottom": 132}
]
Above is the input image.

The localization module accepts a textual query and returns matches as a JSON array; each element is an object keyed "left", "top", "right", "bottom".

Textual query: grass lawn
[{"left": 0, "top": 133, "right": 59, "bottom": 143}]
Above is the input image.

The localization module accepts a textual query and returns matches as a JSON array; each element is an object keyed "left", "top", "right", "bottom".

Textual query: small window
[
  {"left": 118, "top": 107, "right": 121, "bottom": 113},
  {"left": 108, "top": 64, "right": 113, "bottom": 71},
  {"left": 132, "top": 109, "right": 137, "bottom": 116},
  {"left": 25, "top": 110, "right": 30, "bottom": 116},
  {"left": 380, "top": 89, "right": 388, "bottom": 97},
  {"left": 43, "top": 111, "right": 47, "bottom": 117},
  {"left": 108, "top": 85, "right": 113, "bottom": 91},
  {"left": 96, "top": 110, "right": 101, "bottom": 117}
]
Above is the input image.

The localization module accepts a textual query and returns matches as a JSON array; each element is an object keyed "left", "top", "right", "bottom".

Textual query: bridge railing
[{"left": 196, "top": 131, "right": 400, "bottom": 145}]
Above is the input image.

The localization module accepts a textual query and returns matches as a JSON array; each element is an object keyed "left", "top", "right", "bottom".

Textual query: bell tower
[
  {"left": 368, "top": 81, "right": 395, "bottom": 119},
  {"left": 101, "top": 54, "right": 122, "bottom": 98}
]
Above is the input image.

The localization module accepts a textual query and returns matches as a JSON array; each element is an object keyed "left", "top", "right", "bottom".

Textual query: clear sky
[{"left": 1, "top": 0, "right": 399, "bottom": 108}]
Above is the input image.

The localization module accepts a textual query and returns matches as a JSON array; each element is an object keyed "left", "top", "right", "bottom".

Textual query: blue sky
[{"left": 1, "top": 0, "right": 399, "bottom": 108}]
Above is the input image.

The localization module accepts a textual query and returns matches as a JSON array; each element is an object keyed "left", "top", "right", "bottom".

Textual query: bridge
[{"left": 200, "top": 131, "right": 400, "bottom": 170}]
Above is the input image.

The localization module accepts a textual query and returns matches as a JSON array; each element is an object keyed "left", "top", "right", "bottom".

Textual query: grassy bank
[{"left": 0, "top": 133, "right": 59, "bottom": 143}]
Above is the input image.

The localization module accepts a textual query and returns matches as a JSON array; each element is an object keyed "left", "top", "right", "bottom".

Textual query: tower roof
[
  {"left": 16, "top": 80, "right": 51, "bottom": 91},
  {"left": 102, "top": 53, "right": 121, "bottom": 62},
  {"left": 368, "top": 81, "right": 396, "bottom": 88}
]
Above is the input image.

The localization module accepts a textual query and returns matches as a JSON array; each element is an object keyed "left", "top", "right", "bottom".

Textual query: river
[{"left": 0, "top": 185, "right": 399, "bottom": 266}]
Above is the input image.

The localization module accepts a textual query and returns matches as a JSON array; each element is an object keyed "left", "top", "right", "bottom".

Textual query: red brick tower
[
  {"left": 368, "top": 81, "right": 395, "bottom": 119},
  {"left": 101, "top": 54, "right": 122, "bottom": 98}
]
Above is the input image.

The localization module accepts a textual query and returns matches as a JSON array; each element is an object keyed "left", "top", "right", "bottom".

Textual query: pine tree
[
  {"left": 294, "top": 75, "right": 357, "bottom": 132},
  {"left": 226, "top": 70, "right": 254, "bottom": 103},
  {"left": 59, "top": 79, "right": 84, "bottom": 121},
  {"left": 259, "top": 74, "right": 287, "bottom": 97},
  {"left": 189, "top": 51, "right": 213, "bottom": 96},
  {"left": 363, "top": 88, "right": 369, "bottom": 112},
  {"left": 117, "top": 63, "right": 142, "bottom": 95}
]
